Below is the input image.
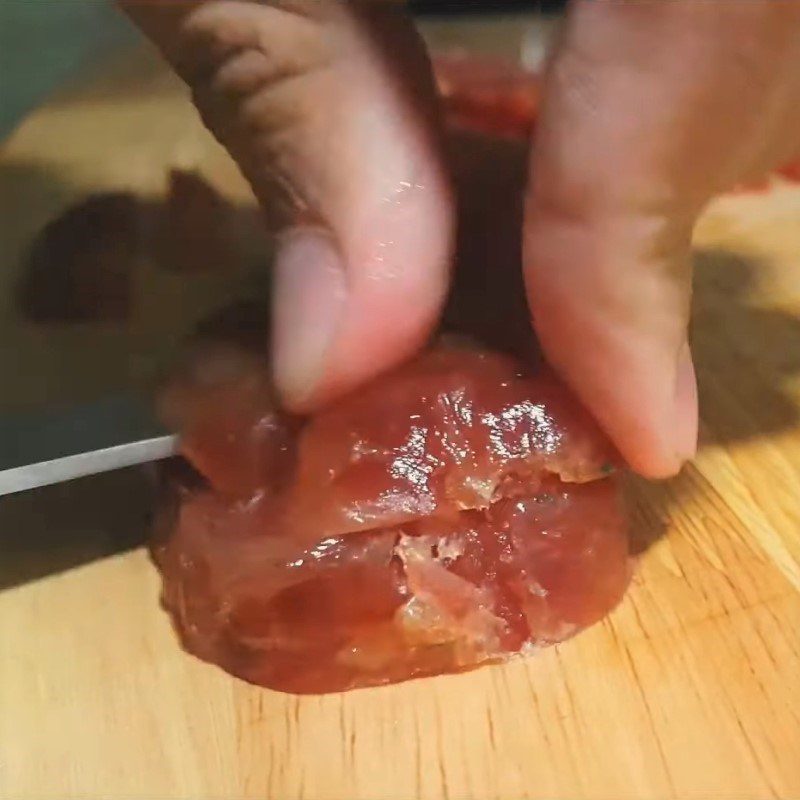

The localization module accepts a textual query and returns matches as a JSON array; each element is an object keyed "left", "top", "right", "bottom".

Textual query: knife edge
[{"left": 0, "top": 434, "right": 178, "bottom": 497}]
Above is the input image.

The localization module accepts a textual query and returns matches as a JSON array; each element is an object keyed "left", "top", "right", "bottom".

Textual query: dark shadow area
[
  {"left": 625, "top": 473, "right": 675, "bottom": 557},
  {"left": 17, "top": 192, "right": 143, "bottom": 322},
  {"left": 14, "top": 169, "right": 271, "bottom": 325},
  {"left": 444, "top": 130, "right": 539, "bottom": 362},
  {"left": 0, "top": 158, "right": 275, "bottom": 417},
  {"left": 412, "top": 0, "right": 566, "bottom": 13},
  {"left": 0, "top": 465, "right": 153, "bottom": 590},
  {"left": 622, "top": 247, "right": 800, "bottom": 557},
  {"left": 620, "top": 248, "right": 800, "bottom": 557},
  {"left": 691, "top": 247, "right": 800, "bottom": 443}
]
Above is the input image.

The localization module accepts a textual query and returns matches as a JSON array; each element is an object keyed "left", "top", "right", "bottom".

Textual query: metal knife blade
[{"left": 0, "top": 395, "right": 177, "bottom": 497}]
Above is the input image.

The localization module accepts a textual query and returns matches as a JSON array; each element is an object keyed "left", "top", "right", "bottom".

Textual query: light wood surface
[{"left": 2, "top": 36, "right": 800, "bottom": 800}]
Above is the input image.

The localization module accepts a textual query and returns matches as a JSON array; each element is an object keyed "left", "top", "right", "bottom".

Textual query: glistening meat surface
[{"left": 153, "top": 345, "right": 630, "bottom": 694}]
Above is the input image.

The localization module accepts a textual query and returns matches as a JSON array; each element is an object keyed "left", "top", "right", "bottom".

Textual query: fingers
[
  {"left": 120, "top": 0, "right": 452, "bottom": 410},
  {"left": 524, "top": 0, "right": 800, "bottom": 478}
]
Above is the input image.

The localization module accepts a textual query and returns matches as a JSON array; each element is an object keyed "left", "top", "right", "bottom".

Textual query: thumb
[
  {"left": 525, "top": 0, "right": 800, "bottom": 479},
  {"left": 121, "top": 0, "right": 452, "bottom": 409}
]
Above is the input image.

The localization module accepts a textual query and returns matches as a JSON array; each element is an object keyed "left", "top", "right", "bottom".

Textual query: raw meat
[
  {"left": 154, "top": 344, "right": 630, "bottom": 694},
  {"left": 434, "top": 55, "right": 539, "bottom": 139}
]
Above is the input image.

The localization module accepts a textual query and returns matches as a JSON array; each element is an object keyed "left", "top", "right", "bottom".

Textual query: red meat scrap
[
  {"left": 434, "top": 54, "right": 540, "bottom": 140},
  {"left": 153, "top": 344, "right": 630, "bottom": 694}
]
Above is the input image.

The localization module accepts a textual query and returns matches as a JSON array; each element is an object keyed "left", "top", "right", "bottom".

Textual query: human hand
[
  {"left": 120, "top": 0, "right": 454, "bottom": 411},
  {"left": 121, "top": 0, "right": 800, "bottom": 479},
  {"left": 525, "top": 0, "right": 800, "bottom": 476}
]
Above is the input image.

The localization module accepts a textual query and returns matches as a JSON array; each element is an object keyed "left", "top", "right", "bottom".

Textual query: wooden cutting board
[{"left": 1, "top": 37, "right": 799, "bottom": 800}]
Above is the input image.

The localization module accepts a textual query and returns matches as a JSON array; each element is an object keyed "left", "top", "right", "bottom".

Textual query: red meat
[{"left": 153, "top": 345, "right": 630, "bottom": 694}]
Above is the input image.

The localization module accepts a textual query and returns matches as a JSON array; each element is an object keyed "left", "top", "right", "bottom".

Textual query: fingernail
[
  {"left": 673, "top": 340, "right": 698, "bottom": 465},
  {"left": 272, "top": 228, "right": 347, "bottom": 405}
]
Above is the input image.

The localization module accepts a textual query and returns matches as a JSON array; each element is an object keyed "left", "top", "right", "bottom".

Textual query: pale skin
[{"left": 120, "top": 0, "right": 800, "bottom": 479}]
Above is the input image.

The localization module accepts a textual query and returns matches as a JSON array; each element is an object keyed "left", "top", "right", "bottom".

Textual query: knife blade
[{"left": 0, "top": 395, "right": 177, "bottom": 496}]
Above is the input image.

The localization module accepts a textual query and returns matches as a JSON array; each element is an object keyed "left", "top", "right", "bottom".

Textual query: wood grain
[{"left": 1, "top": 36, "right": 800, "bottom": 800}]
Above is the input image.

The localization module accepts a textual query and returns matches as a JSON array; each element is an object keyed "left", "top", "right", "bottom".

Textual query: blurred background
[
  {"left": 0, "top": 1, "right": 566, "bottom": 138},
  {"left": 0, "top": 1, "right": 135, "bottom": 139}
]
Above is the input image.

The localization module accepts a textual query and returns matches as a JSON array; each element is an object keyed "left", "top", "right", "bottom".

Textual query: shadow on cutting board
[
  {"left": 626, "top": 246, "right": 800, "bottom": 555},
  {"left": 692, "top": 248, "right": 800, "bottom": 441},
  {"left": 0, "top": 467, "right": 155, "bottom": 590},
  {"left": 0, "top": 158, "right": 274, "bottom": 415}
]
